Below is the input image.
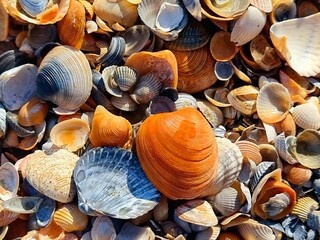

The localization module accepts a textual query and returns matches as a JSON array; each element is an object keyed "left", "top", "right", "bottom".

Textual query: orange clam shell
[
  {"left": 18, "top": 97, "right": 48, "bottom": 127},
  {"left": 125, "top": 50, "right": 178, "bottom": 88},
  {"left": 136, "top": 107, "right": 218, "bottom": 200},
  {"left": 210, "top": 31, "right": 239, "bottom": 61}
]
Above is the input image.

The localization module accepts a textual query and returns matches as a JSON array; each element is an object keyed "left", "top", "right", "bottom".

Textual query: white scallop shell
[{"left": 291, "top": 102, "right": 320, "bottom": 130}]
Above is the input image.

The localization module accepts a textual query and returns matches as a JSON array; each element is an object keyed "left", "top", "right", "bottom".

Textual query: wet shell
[
  {"left": 2, "top": 0, "right": 70, "bottom": 24},
  {"left": 138, "top": 0, "right": 189, "bottom": 41},
  {"left": 53, "top": 203, "right": 88, "bottom": 232},
  {"left": 36, "top": 45, "right": 92, "bottom": 113},
  {"left": 73, "top": 147, "right": 160, "bottom": 218},
  {"left": 111, "top": 92, "right": 139, "bottom": 111},
  {"left": 0, "top": 63, "right": 37, "bottom": 111},
  {"left": 89, "top": 105, "right": 132, "bottom": 148},
  {"left": 227, "top": 85, "right": 259, "bottom": 116},
  {"left": 291, "top": 102, "right": 320, "bottom": 130},
  {"left": 199, "top": 137, "right": 242, "bottom": 197},
  {"left": 136, "top": 107, "right": 218, "bottom": 200},
  {"left": 57, "top": 0, "right": 86, "bottom": 49},
  {"left": 210, "top": 31, "right": 239, "bottom": 61},
  {"left": 113, "top": 66, "right": 138, "bottom": 91},
  {"left": 130, "top": 73, "right": 162, "bottom": 104},
  {"left": 25, "top": 149, "right": 79, "bottom": 203},
  {"left": 291, "top": 196, "right": 319, "bottom": 222},
  {"left": 0, "top": 162, "right": 19, "bottom": 201},
  {"left": 203, "top": 0, "right": 251, "bottom": 18},
  {"left": 91, "top": 216, "right": 116, "bottom": 240},
  {"left": 196, "top": 99, "right": 224, "bottom": 128},
  {"left": 269, "top": 12, "right": 320, "bottom": 77},
  {"left": 269, "top": 0, "right": 297, "bottom": 24},
  {"left": 125, "top": 50, "right": 178, "bottom": 88},
  {"left": 18, "top": 97, "right": 48, "bottom": 127},
  {"left": 256, "top": 82, "right": 292, "bottom": 123},
  {"left": 173, "top": 45, "right": 218, "bottom": 93},
  {"left": 230, "top": 6, "right": 267, "bottom": 46},
  {"left": 50, "top": 118, "right": 90, "bottom": 152}
]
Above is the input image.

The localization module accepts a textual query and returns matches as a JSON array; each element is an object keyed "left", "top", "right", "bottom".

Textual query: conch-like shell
[
  {"left": 270, "top": 12, "right": 320, "bottom": 77},
  {"left": 89, "top": 105, "right": 133, "bottom": 149},
  {"left": 136, "top": 107, "right": 218, "bottom": 200},
  {"left": 36, "top": 45, "right": 92, "bottom": 114},
  {"left": 73, "top": 147, "right": 160, "bottom": 218},
  {"left": 25, "top": 149, "right": 79, "bottom": 203},
  {"left": 2, "top": 0, "right": 70, "bottom": 24},
  {"left": 50, "top": 118, "right": 90, "bottom": 152}
]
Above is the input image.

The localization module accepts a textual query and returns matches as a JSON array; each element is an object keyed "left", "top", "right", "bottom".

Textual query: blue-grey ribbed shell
[
  {"left": 73, "top": 147, "right": 161, "bottom": 219},
  {"left": 18, "top": 0, "right": 48, "bottom": 17},
  {"left": 0, "top": 50, "right": 34, "bottom": 75}
]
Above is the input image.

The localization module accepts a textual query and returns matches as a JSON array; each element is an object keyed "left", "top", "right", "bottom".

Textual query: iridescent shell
[
  {"left": 53, "top": 203, "right": 88, "bottom": 232},
  {"left": 136, "top": 107, "right": 218, "bottom": 200},
  {"left": 0, "top": 64, "right": 37, "bottom": 111},
  {"left": 89, "top": 105, "right": 132, "bottom": 148},
  {"left": 0, "top": 162, "right": 19, "bottom": 201},
  {"left": 73, "top": 147, "right": 161, "bottom": 218},
  {"left": 25, "top": 149, "right": 79, "bottom": 203},
  {"left": 36, "top": 45, "right": 92, "bottom": 113}
]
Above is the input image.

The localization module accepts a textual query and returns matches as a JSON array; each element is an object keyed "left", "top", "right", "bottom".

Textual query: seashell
[
  {"left": 0, "top": 200, "right": 19, "bottom": 227},
  {"left": 173, "top": 45, "right": 218, "bottom": 93},
  {"left": 19, "top": 121, "right": 46, "bottom": 151},
  {"left": 203, "top": 0, "right": 251, "bottom": 18},
  {"left": 0, "top": 162, "right": 19, "bottom": 201},
  {"left": 148, "top": 96, "right": 176, "bottom": 114},
  {"left": 38, "top": 220, "right": 65, "bottom": 240},
  {"left": 306, "top": 210, "right": 320, "bottom": 232},
  {"left": 182, "top": 0, "right": 202, "bottom": 21},
  {"left": 288, "top": 129, "right": 320, "bottom": 169},
  {"left": 136, "top": 107, "right": 218, "bottom": 200},
  {"left": 204, "top": 88, "right": 231, "bottom": 107},
  {"left": 0, "top": 63, "right": 37, "bottom": 111},
  {"left": 210, "top": 31, "right": 239, "bottom": 61},
  {"left": 230, "top": 6, "right": 267, "bottom": 46},
  {"left": 27, "top": 24, "right": 57, "bottom": 49},
  {"left": 101, "top": 65, "right": 122, "bottom": 97},
  {"left": 282, "top": 162, "right": 312, "bottom": 185},
  {"left": 25, "top": 149, "right": 79, "bottom": 203},
  {"left": 159, "top": 87, "right": 178, "bottom": 102},
  {"left": 291, "top": 102, "right": 320, "bottom": 130},
  {"left": 235, "top": 140, "right": 262, "bottom": 165},
  {"left": 298, "top": 0, "right": 319, "bottom": 17},
  {"left": 292, "top": 196, "right": 319, "bottom": 222},
  {"left": 199, "top": 137, "right": 242, "bottom": 197},
  {"left": 0, "top": 226, "right": 8, "bottom": 240},
  {"left": 274, "top": 132, "right": 297, "bottom": 164},
  {"left": 6, "top": 111, "right": 35, "bottom": 138},
  {"left": 162, "top": 221, "right": 185, "bottom": 237},
  {"left": 111, "top": 92, "right": 139, "bottom": 111},
  {"left": 227, "top": 85, "right": 259, "bottom": 116},
  {"left": 98, "top": 36, "right": 126, "bottom": 67},
  {"left": 195, "top": 225, "right": 220, "bottom": 240},
  {"left": 93, "top": 0, "right": 138, "bottom": 31},
  {"left": 165, "top": 18, "right": 210, "bottom": 51},
  {"left": 250, "top": 161, "right": 276, "bottom": 191},
  {"left": 50, "top": 118, "right": 90, "bottom": 152},
  {"left": 214, "top": 61, "right": 234, "bottom": 81},
  {"left": 259, "top": 144, "right": 282, "bottom": 169},
  {"left": 2, "top": 0, "right": 70, "bottom": 24},
  {"left": 130, "top": 73, "right": 162, "bottom": 104},
  {"left": 0, "top": 50, "right": 35, "bottom": 75},
  {"left": 0, "top": 2, "right": 9, "bottom": 42},
  {"left": 175, "top": 93, "right": 197, "bottom": 110},
  {"left": 2, "top": 196, "right": 43, "bottom": 214},
  {"left": 196, "top": 99, "right": 224, "bottom": 128},
  {"left": 91, "top": 216, "right": 116, "bottom": 240},
  {"left": 251, "top": 169, "right": 296, "bottom": 220},
  {"left": 249, "top": 34, "right": 282, "bottom": 72},
  {"left": 73, "top": 147, "right": 161, "bottom": 218},
  {"left": 138, "top": 0, "right": 189, "bottom": 41},
  {"left": 236, "top": 218, "right": 276, "bottom": 240},
  {"left": 117, "top": 222, "right": 155, "bottom": 239},
  {"left": 251, "top": 0, "right": 272, "bottom": 13},
  {"left": 256, "top": 82, "right": 292, "bottom": 123},
  {"left": 269, "top": 0, "right": 297, "bottom": 24},
  {"left": 53, "top": 203, "right": 88, "bottom": 232},
  {"left": 36, "top": 45, "right": 92, "bottom": 113},
  {"left": 112, "top": 67, "right": 138, "bottom": 91},
  {"left": 18, "top": 97, "right": 48, "bottom": 127},
  {"left": 278, "top": 113, "right": 296, "bottom": 137},
  {"left": 125, "top": 50, "right": 178, "bottom": 88},
  {"left": 89, "top": 105, "right": 132, "bottom": 148},
  {"left": 0, "top": 103, "right": 5, "bottom": 139},
  {"left": 269, "top": 12, "right": 320, "bottom": 77},
  {"left": 174, "top": 199, "right": 218, "bottom": 233},
  {"left": 153, "top": 195, "right": 169, "bottom": 222},
  {"left": 57, "top": 0, "right": 86, "bottom": 49}
]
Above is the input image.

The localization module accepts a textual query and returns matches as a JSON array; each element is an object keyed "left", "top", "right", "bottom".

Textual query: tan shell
[
  {"left": 235, "top": 140, "right": 262, "bottom": 165},
  {"left": 25, "top": 149, "right": 79, "bottom": 203},
  {"left": 282, "top": 162, "right": 312, "bottom": 186},
  {"left": 53, "top": 203, "right": 89, "bottom": 232},
  {"left": 196, "top": 100, "right": 224, "bottom": 128},
  {"left": 50, "top": 118, "right": 90, "bottom": 152},
  {"left": 204, "top": 88, "right": 231, "bottom": 107},
  {"left": 291, "top": 196, "right": 319, "bottom": 222},
  {"left": 195, "top": 226, "right": 220, "bottom": 240},
  {"left": 291, "top": 102, "right": 320, "bottom": 130},
  {"left": 251, "top": 0, "right": 273, "bottom": 13},
  {"left": 203, "top": 0, "right": 250, "bottom": 18},
  {"left": 210, "top": 31, "right": 239, "bottom": 61},
  {"left": 256, "top": 82, "right": 293, "bottom": 123},
  {"left": 0, "top": 2, "right": 9, "bottom": 41}
]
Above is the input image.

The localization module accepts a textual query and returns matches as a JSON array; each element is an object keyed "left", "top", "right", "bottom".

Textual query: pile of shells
[{"left": 1, "top": 0, "right": 320, "bottom": 239}]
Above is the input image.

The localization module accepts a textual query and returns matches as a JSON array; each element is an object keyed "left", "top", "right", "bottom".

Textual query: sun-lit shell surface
[
  {"left": 50, "top": 118, "right": 90, "bottom": 152},
  {"left": 210, "top": 31, "right": 238, "bottom": 61},
  {"left": 25, "top": 149, "right": 79, "bottom": 203},
  {"left": 73, "top": 147, "right": 161, "bottom": 219},
  {"left": 136, "top": 107, "right": 218, "bottom": 200},
  {"left": 1, "top": 196, "right": 43, "bottom": 214},
  {"left": 0, "top": 162, "right": 19, "bottom": 201},
  {"left": 270, "top": 12, "right": 320, "bottom": 77},
  {"left": 291, "top": 102, "right": 320, "bottom": 130},
  {"left": 292, "top": 196, "right": 319, "bottom": 222},
  {"left": 18, "top": 97, "right": 48, "bottom": 127},
  {"left": 203, "top": 0, "right": 251, "bottom": 18},
  {"left": 36, "top": 45, "right": 92, "bottom": 113},
  {"left": 0, "top": 200, "right": 19, "bottom": 227},
  {"left": 196, "top": 99, "right": 224, "bottom": 128},
  {"left": 251, "top": 0, "right": 272, "bottom": 13}
]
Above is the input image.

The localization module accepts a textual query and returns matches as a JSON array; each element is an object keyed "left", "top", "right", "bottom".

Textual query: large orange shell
[
  {"left": 89, "top": 105, "right": 132, "bottom": 148},
  {"left": 136, "top": 107, "right": 218, "bottom": 200}
]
